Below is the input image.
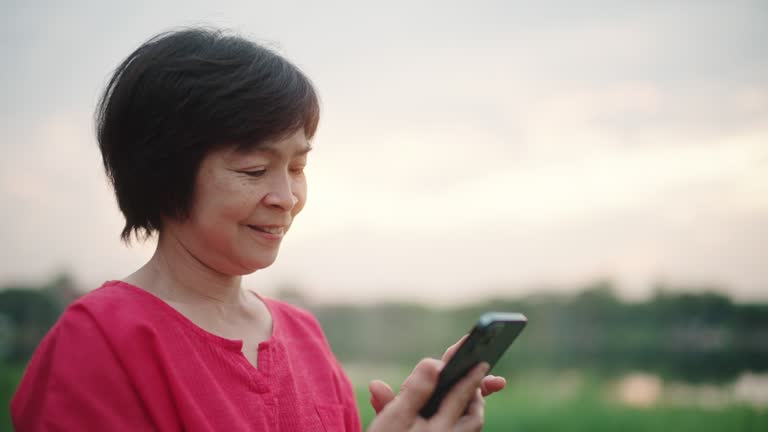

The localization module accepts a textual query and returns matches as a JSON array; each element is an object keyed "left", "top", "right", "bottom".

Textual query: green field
[
  {"left": 356, "top": 389, "right": 766, "bottom": 431},
  {"left": 1, "top": 364, "right": 23, "bottom": 431}
]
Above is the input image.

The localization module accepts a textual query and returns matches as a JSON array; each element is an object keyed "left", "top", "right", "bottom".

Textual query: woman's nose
[{"left": 263, "top": 173, "right": 296, "bottom": 211}]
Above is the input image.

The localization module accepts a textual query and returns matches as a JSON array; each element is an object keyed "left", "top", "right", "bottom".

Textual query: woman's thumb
[{"left": 368, "top": 379, "right": 395, "bottom": 414}]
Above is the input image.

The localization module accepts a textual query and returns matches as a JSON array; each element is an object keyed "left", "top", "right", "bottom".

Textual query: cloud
[{"left": 1, "top": 0, "right": 766, "bottom": 302}]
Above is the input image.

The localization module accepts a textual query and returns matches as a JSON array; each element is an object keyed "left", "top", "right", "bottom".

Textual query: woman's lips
[{"left": 247, "top": 225, "right": 285, "bottom": 240}]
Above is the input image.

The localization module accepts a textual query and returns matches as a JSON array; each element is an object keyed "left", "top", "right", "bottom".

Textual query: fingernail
[{"left": 479, "top": 362, "right": 490, "bottom": 374}]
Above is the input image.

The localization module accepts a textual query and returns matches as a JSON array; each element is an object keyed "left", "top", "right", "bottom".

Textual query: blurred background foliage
[
  {"left": 314, "top": 280, "right": 768, "bottom": 383},
  {"left": 2, "top": 274, "right": 767, "bottom": 430}
]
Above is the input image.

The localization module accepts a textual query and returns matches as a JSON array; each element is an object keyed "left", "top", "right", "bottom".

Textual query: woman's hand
[
  {"left": 369, "top": 335, "right": 507, "bottom": 414},
  {"left": 366, "top": 358, "right": 489, "bottom": 432}
]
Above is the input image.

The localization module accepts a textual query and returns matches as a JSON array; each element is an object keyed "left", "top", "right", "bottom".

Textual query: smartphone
[{"left": 419, "top": 312, "right": 527, "bottom": 418}]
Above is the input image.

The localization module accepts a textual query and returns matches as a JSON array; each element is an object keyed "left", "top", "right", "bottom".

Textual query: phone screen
[{"left": 419, "top": 312, "right": 527, "bottom": 418}]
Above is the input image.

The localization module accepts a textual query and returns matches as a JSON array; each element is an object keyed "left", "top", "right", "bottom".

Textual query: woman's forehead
[{"left": 225, "top": 129, "right": 312, "bottom": 160}]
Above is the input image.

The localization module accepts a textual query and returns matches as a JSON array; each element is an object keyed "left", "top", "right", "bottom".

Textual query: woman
[{"left": 11, "top": 27, "right": 504, "bottom": 431}]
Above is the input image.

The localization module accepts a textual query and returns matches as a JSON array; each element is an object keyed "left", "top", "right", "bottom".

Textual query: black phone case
[{"left": 419, "top": 313, "right": 526, "bottom": 418}]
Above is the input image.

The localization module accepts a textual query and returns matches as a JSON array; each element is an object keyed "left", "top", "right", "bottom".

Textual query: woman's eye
[
  {"left": 290, "top": 166, "right": 305, "bottom": 175},
  {"left": 243, "top": 169, "right": 266, "bottom": 178}
]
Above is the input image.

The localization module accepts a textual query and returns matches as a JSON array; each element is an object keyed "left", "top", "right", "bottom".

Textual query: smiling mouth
[{"left": 248, "top": 225, "right": 285, "bottom": 236}]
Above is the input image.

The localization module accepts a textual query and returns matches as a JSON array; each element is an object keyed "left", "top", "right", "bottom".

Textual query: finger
[
  {"left": 372, "top": 359, "right": 442, "bottom": 431},
  {"left": 454, "top": 389, "right": 485, "bottom": 432},
  {"left": 455, "top": 414, "right": 484, "bottom": 432},
  {"left": 385, "top": 358, "right": 443, "bottom": 417},
  {"left": 368, "top": 380, "right": 395, "bottom": 414},
  {"left": 466, "top": 389, "right": 485, "bottom": 418},
  {"left": 432, "top": 362, "right": 488, "bottom": 428},
  {"left": 480, "top": 375, "right": 506, "bottom": 397},
  {"left": 441, "top": 334, "right": 469, "bottom": 362}
]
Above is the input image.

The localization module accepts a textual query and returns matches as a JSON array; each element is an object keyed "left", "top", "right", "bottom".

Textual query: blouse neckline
[{"left": 104, "top": 280, "right": 279, "bottom": 359}]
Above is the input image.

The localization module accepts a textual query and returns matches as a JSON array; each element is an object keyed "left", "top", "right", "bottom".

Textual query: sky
[{"left": 1, "top": 0, "right": 766, "bottom": 304}]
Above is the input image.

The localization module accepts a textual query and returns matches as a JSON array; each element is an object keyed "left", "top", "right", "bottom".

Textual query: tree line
[
  {"left": 1, "top": 276, "right": 766, "bottom": 381},
  {"left": 310, "top": 281, "right": 768, "bottom": 382}
]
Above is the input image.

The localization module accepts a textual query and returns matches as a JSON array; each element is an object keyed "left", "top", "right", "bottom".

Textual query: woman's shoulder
[
  {"left": 68, "top": 280, "right": 159, "bottom": 321},
  {"left": 11, "top": 282, "right": 164, "bottom": 430},
  {"left": 55, "top": 280, "right": 171, "bottom": 344},
  {"left": 74, "top": 279, "right": 147, "bottom": 303},
  {"left": 260, "top": 296, "right": 328, "bottom": 340},
  {"left": 262, "top": 296, "right": 314, "bottom": 320}
]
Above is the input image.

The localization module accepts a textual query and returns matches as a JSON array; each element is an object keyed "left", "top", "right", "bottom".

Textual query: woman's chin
[{"left": 238, "top": 254, "right": 279, "bottom": 274}]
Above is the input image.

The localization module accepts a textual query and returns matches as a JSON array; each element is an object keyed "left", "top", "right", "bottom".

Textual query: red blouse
[{"left": 11, "top": 281, "right": 361, "bottom": 431}]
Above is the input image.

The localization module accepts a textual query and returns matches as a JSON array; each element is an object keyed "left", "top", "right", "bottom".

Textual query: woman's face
[{"left": 163, "top": 129, "right": 310, "bottom": 275}]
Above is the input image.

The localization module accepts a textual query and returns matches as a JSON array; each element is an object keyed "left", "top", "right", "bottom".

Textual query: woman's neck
[
  {"left": 122, "top": 232, "right": 273, "bottom": 349},
  {"left": 124, "top": 232, "right": 246, "bottom": 306}
]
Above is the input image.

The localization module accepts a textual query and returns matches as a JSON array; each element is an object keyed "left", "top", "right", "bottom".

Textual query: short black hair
[{"left": 95, "top": 27, "right": 319, "bottom": 242}]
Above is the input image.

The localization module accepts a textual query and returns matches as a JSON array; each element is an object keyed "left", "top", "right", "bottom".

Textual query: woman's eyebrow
[{"left": 252, "top": 144, "right": 313, "bottom": 158}]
